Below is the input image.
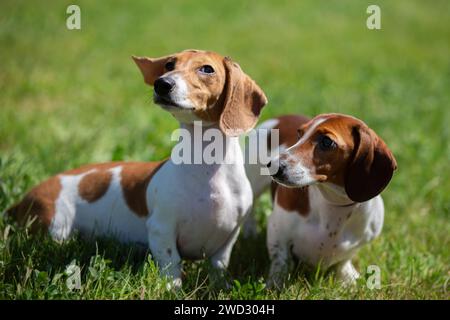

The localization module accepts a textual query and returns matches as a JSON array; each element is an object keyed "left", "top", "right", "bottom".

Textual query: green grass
[{"left": 0, "top": 0, "right": 449, "bottom": 299}]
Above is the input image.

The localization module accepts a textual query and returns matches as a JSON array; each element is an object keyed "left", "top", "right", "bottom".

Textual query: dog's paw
[
  {"left": 266, "top": 276, "right": 285, "bottom": 291},
  {"left": 165, "top": 277, "right": 182, "bottom": 291},
  {"left": 209, "top": 271, "right": 232, "bottom": 291},
  {"left": 335, "top": 261, "right": 360, "bottom": 287}
]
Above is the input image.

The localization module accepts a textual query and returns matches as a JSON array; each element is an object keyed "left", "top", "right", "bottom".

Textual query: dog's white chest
[
  {"left": 147, "top": 145, "right": 253, "bottom": 259},
  {"left": 291, "top": 210, "right": 362, "bottom": 267},
  {"left": 270, "top": 187, "right": 384, "bottom": 268},
  {"left": 292, "top": 197, "right": 383, "bottom": 267}
]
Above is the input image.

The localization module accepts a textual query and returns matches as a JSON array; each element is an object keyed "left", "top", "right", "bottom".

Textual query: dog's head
[
  {"left": 271, "top": 113, "right": 397, "bottom": 202},
  {"left": 133, "top": 49, "right": 267, "bottom": 136}
]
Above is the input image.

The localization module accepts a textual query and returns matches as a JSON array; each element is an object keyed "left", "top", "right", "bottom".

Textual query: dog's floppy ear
[
  {"left": 132, "top": 55, "right": 171, "bottom": 86},
  {"left": 345, "top": 125, "right": 397, "bottom": 202},
  {"left": 219, "top": 57, "right": 268, "bottom": 136}
]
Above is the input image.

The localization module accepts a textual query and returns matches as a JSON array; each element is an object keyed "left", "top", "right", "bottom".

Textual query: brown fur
[
  {"left": 7, "top": 175, "right": 62, "bottom": 231},
  {"left": 345, "top": 124, "right": 397, "bottom": 202},
  {"left": 78, "top": 170, "right": 112, "bottom": 203},
  {"left": 272, "top": 183, "right": 310, "bottom": 216},
  {"left": 219, "top": 57, "right": 267, "bottom": 136},
  {"left": 120, "top": 161, "right": 166, "bottom": 217},
  {"left": 297, "top": 116, "right": 357, "bottom": 186}
]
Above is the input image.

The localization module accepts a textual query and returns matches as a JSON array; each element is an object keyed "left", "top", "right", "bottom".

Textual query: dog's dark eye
[
  {"left": 165, "top": 61, "right": 175, "bottom": 71},
  {"left": 318, "top": 135, "right": 336, "bottom": 151},
  {"left": 199, "top": 65, "right": 215, "bottom": 74}
]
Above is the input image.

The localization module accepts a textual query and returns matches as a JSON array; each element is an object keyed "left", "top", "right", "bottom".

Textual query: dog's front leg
[
  {"left": 147, "top": 215, "right": 182, "bottom": 290},
  {"left": 267, "top": 241, "right": 291, "bottom": 290},
  {"left": 266, "top": 211, "right": 292, "bottom": 290},
  {"left": 242, "top": 213, "right": 258, "bottom": 238},
  {"left": 209, "top": 226, "right": 241, "bottom": 288}
]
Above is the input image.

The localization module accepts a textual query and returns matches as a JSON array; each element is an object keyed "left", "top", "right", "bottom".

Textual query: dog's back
[{"left": 6, "top": 161, "right": 165, "bottom": 243}]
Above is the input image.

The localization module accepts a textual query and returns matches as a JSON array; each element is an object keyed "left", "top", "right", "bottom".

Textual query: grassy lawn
[{"left": 0, "top": 0, "right": 449, "bottom": 299}]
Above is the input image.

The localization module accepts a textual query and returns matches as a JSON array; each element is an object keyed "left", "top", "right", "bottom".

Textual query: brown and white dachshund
[{"left": 246, "top": 113, "right": 397, "bottom": 287}]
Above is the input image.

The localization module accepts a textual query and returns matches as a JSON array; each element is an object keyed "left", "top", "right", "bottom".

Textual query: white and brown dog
[
  {"left": 249, "top": 113, "right": 397, "bottom": 287},
  {"left": 7, "top": 49, "right": 268, "bottom": 288}
]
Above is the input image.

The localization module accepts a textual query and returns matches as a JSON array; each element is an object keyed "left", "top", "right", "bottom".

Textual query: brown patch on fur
[
  {"left": 273, "top": 182, "right": 310, "bottom": 216},
  {"left": 344, "top": 124, "right": 397, "bottom": 202},
  {"left": 7, "top": 175, "right": 62, "bottom": 231},
  {"left": 78, "top": 170, "right": 112, "bottom": 203},
  {"left": 218, "top": 57, "right": 267, "bottom": 136},
  {"left": 120, "top": 161, "right": 166, "bottom": 217}
]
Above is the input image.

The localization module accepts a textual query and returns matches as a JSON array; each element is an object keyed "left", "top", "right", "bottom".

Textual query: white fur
[
  {"left": 167, "top": 74, "right": 193, "bottom": 110},
  {"left": 267, "top": 183, "right": 384, "bottom": 288},
  {"left": 274, "top": 158, "right": 316, "bottom": 188}
]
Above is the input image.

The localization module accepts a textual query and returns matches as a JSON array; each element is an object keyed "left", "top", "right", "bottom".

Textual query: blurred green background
[{"left": 0, "top": 0, "right": 448, "bottom": 299}]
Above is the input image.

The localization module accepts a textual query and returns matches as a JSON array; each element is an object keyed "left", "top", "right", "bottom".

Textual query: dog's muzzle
[
  {"left": 154, "top": 77, "right": 175, "bottom": 96},
  {"left": 268, "top": 160, "right": 287, "bottom": 181}
]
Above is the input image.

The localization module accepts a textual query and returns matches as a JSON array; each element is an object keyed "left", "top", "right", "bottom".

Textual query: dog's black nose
[
  {"left": 154, "top": 77, "right": 175, "bottom": 96},
  {"left": 269, "top": 161, "right": 286, "bottom": 179}
]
